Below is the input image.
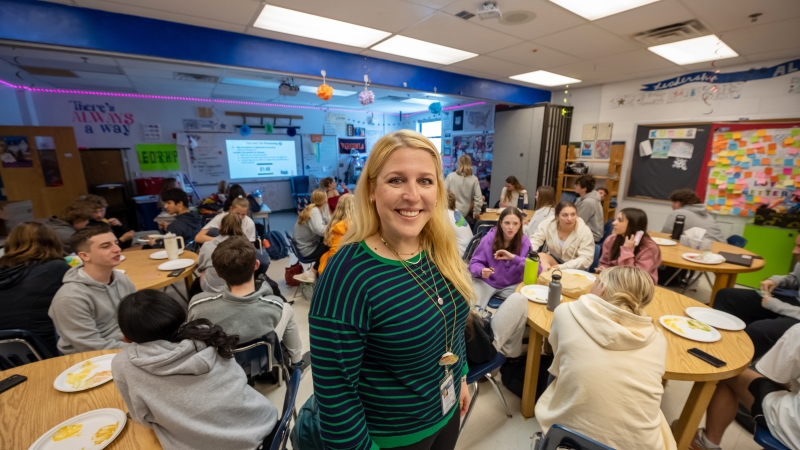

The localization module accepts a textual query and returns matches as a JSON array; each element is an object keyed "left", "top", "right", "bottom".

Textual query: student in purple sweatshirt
[{"left": 469, "top": 207, "right": 531, "bottom": 308}]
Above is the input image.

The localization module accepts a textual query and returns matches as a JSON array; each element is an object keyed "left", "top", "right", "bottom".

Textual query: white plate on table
[
  {"left": 157, "top": 258, "right": 194, "bottom": 271},
  {"left": 659, "top": 315, "right": 722, "bottom": 342},
  {"left": 652, "top": 237, "right": 677, "bottom": 246},
  {"left": 520, "top": 284, "right": 560, "bottom": 304},
  {"left": 561, "top": 269, "right": 597, "bottom": 282},
  {"left": 682, "top": 252, "right": 726, "bottom": 265},
  {"left": 28, "top": 408, "right": 126, "bottom": 450},
  {"left": 149, "top": 250, "right": 183, "bottom": 260},
  {"left": 685, "top": 307, "right": 746, "bottom": 331},
  {"left": 118, "top": 255, "right": 125, "bottom": 262},
  {"left": 53, "top": 354, "right": 115, "bottom": 392}
]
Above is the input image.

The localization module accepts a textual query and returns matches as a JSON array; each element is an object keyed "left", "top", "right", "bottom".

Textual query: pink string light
[{"left": 0, "top": 79, "right": 486, "bottom": 116}]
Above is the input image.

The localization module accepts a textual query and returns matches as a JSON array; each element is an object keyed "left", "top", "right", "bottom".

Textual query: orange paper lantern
[{"left": 317, "top": 84, "right": 333, "bottom": 101}]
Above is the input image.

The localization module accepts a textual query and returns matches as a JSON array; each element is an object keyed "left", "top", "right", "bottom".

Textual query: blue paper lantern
[
  {"left": 240, "top": 124, "right": 251, "bottom": 136},
  {"left": 429, "top": 102, "right": 442, "bottom": 115}
]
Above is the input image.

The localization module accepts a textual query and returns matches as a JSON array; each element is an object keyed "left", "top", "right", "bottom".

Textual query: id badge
[{"left": 439, "top": 371, "right": 456, "bottom": 416}]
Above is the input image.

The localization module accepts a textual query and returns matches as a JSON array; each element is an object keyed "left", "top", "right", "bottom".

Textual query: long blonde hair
[
  {"left": 342, "top": 130, "right": 475, "bottom": 302},
  {"left": 456, "top": 154, "right": 473, "bottom": 177},
  {"left": 324, "top": 193, "right": 354, "bottom": 246},
  {"left": 298, "top": 189, "right": 327, "bottom": 225},
  {"left": 597, "top": 266, "right": 655, "bottom": 316}
]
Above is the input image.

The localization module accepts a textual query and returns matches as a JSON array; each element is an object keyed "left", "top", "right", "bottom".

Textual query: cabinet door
[{"left": 737, "top": 225, "right": 798, "bottom": 288}]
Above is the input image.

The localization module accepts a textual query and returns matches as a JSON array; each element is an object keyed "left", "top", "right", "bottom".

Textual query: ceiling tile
[
  {"left": 487, "top": 42, "right": 581, "bottom": 69},
  {"left": 96, "top": 0, "right": 262, "bottom": 25},
  {"left": 546, "top": 60, "right": 625, "bottom": 82},
  {"left": 258, "top": 0, "right": 435, "bottom": 33},
  {"left": 246, "top": 27, "right": 365, "bottom": 55},
  {"left": 593, "top": 49, "right": 679, "bottom": 74},
  {"left": 744, "top": 47, "right": 800, "bottom": 64},
  {"left": 438, "top": 65, "right": 496, "bottom": 79},
  {"left": 680, "top": 0, "right": 800, "bottom": 33},
  {"left": 451, "top": 56, "right": 534, "bottom": 78},
  {"left": 400, "top": 12, "right": 524, "bottom": 54},
  {"left": 73, "top": 0, "right": 247, "bottom": 33},
  {"left": 402, "top": 0, "right": 458, "bottom": 9},
  {"left": 535, "top": 24, "right": 640, "bottom": 59},
  {"left": 593, "top": 0, "right": 696, "bottom": 36},
  {"left": 679, "top": 56, "right": 750, "bottom": 72},
  {"left": 720, "top": 18, "right": 800, "bottom": 56},
  {"left": 359, "top": 50, "right": 445, "bottom": 69}
]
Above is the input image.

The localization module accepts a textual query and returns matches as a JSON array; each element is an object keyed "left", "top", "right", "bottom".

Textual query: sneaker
[
  {"left": 291, "top": 351, "right": 311, "bottom": 379},
  {"left": 293, "top": 271, "right": 316, "bottom": 283},
  {"left": 690, "top": 429, "right": 721, "bottom": 450}
]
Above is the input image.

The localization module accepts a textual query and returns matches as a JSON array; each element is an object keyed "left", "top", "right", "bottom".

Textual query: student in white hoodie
[
  {"left": 535, "top": 266, "right": 677, "bottom": 450},
  {"left": 529, "top": 201, "right": 595, "bottom": 271},
  {"left": 113, "top": 290, "right": 278, "bottom": 450}
]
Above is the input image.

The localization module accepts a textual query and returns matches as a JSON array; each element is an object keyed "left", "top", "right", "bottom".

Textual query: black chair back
[
  {"left": 474, "top": 220, "right": 495, "bottom": 237},
  {"left": 233, "top": 331, "right": 284, "bottom": 382},
  {"left": 463, "top": 233, "right": 485, "bottom": 262},
  {"left": 0, "top": 329, "right": 54, "bottom": 370},
  {"left": 536, "top": 424, "right": 614, "bottom": 450},
  {"left": 270, "top": 369, "right": 302, "bottom": 450},
  {"left": 284, "top": 231, "right": 318, "bottom": 265}
]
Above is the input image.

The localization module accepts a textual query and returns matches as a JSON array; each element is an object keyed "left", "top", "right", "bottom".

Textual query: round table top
[
  {"left": 0, "top": 350, "right": 161, "bottom": 450},
  {"left": 479, "top": 208, "right": 535, "bottom": 222},
  {"left": 118, "top": 247, "right": 197, "bottom": 291},
  {"left": 650, "top": 232, "right": 764, "bottom": 274},
  {"left": 522, "top": 285, "right": 754, "bottom": 382}
]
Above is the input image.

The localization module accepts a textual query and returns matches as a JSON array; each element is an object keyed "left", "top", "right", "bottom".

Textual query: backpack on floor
[
  {"left": 267, "top": 230, "right": 290, "bottom": 260},
  {"left": 285, "top": 262, "right": 303, "bottom": 287}
]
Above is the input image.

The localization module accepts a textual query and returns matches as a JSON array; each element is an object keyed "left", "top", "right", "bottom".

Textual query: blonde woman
[
  {"left": 292, "top": 189, "right": 330, "bottom": 283},
  {"left": 499, "top": 175, "right": 528, "bottom": 209},
  {"left": 317, "top": 193, "right": 354, "bottom": 274},
  {"left": 535, "top": 266, "right": 677, "bottom": 450},
  {"left": 310, "top": 130, "right": 474, "bottom": 450},
  {"left": 444, "top": 154, "right": 482, "bottom": 224}
]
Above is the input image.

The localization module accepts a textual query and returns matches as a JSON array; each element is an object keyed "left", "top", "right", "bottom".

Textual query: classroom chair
[
  {"left": 459, "top": 352, "right": 512, "bottom": 436},
  {"left": 233, "top": 331, "right": 290, "bottom": 387},
  {"left": 487, "top": 297, "right": 505, "bottom": 309},
  {"left": 269, "top": 368, "right": 302, "bottom": 450},
  {"left": 754, "top": 426, "right": 791, "bottom": 450},
  {"left": 532, "top": 424, "right": 614, "bottom": 450},
  {"left": 474, "top": 220, "right": 495, "bottom": 237},
  {"left": 0, "top": 329, "right": 54, "bottom": 370},
  {"left": 602, "top": 219, "right": 614, "bottom": 242},
  {"left": 283, "top": 231, "right": 317, "bottom": 298},
  {"left": 463, "top": 234, "right": 485, "bottom": 262},
  {"left": 726, "top": 235, "right": 748, "bottom": 248},
  {"left": 588, "top": 244, "right": 601, "bottom": 273}
]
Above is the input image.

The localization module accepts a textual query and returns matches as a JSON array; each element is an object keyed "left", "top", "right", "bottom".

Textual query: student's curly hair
[{"left": 668, "top": 189, "right": 701, "bottom": 206}]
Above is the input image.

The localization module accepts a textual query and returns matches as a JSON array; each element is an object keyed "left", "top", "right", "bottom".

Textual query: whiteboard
[{"left": 301, "top": 135, "right": 338, "bottom": 178}]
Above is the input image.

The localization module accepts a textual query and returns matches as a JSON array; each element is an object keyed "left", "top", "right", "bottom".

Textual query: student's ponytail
[
  {"left": 597, "top": 266, "right": 655, "bottom": 317},
  {"left": 174, "top": 319, "right": 240, "bottom": 359}
]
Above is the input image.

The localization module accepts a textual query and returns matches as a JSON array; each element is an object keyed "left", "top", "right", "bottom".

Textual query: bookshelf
[{"left": 556, "top": 143, "right": 624, "bottom": 222}]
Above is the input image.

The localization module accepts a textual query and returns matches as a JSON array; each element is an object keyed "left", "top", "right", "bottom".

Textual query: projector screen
[{"left": 225, "top": 140, "right": 298, "bottom": 179}]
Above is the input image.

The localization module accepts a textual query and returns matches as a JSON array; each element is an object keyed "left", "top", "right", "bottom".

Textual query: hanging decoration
[
  {"left": 703, "top": 42, "right": 725, "bottom": 115},
  {"left": 428, "top": 102, "right": 442, "bottom": 115},
  {"left": 359, "top": 74, "right": 374, "bottom": 106},
  {"left": 560, "top": 84, "right": 572, "bottom": 118},
  {"left": 317, "top": 70, "right": 333, "bottom": 101},
  {"left": 287, "top": 127, "right": 297, "bottom": 137},
  {"left": 239, "top": 124, "right": 251, "bottom": 136},
  {"left": 264, "top": 123, "right": 273, "bottom": 134}
]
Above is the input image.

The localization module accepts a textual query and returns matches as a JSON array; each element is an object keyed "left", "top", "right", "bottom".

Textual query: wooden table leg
[
  {"left": 521, "top": 329, "right": 544, "bottom": 418},
  {"left": 709, "top": 273, "right": 731, "bottom": 308},
  {"left": 672, "top": 380, "right": 718, "bottom": 450},
  {"left": 184, "top": 272, "right": 194, "bottom": 296}
]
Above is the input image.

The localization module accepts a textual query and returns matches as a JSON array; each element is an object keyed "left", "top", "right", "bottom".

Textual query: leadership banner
[
  {"left": 641, "top": 58, "right": 800, "bottom": 91},
  {"left": 338, "top": 138, "right": 366, "bottom": 154}
]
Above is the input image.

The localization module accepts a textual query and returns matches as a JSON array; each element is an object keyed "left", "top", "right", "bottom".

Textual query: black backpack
[{"left": 267, "top": 230, "right": 290, "bottom": 260}]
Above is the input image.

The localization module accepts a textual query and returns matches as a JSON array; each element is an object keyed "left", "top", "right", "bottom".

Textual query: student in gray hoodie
[
  {"left": 48, "top": 226, "right": 135, "bottom": 354},
  {"left": 574, "top": 175, "right": 604, "bottom": 242},
  {"left": 113, "top": 290, "right": 278, "bottom": 450},
  {"left": 662, "top": 189, "right": 725, "bottom": 242},
  {"left": 45, "top": 202, "right": 94, "bottom": 255}
]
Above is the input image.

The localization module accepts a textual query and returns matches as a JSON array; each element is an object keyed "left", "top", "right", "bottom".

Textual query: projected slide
[{"left": 226, "top": 140, "right": 297, "bottom": 179}]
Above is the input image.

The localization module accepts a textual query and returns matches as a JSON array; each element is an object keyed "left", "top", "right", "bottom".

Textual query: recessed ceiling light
[
  {"left": 548, "top": 0, "right": 660, "bottom": 20},
  {"left": 254, "top": 5, "right": 391, "bottom": 48},
  {"left": 220, "top": 77, "right": 281, "bottom": 89},
  {"left": 371, "top": 36, "right": 477, "bottom": 65},
  {"left": 648, "top": 34, "right": 738, "bottom": 65},
  {"left": 509, "top": 71, "right": 581, "bottom": 87},
  {"left": 401, "top": 98, "right": 439, "bottom": 105},
  {"left": 298, "top": 85, "right": 357, "bottom": 97}
]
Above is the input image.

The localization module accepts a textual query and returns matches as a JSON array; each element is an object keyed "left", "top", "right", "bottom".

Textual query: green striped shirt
[{"left": 309, "top": 241, "right": 469, "bottom": 450}]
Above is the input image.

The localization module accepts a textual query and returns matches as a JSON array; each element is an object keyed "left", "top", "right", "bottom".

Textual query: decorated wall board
[{"left": 443, "top": 132, "right": 493, "bottom": 179}]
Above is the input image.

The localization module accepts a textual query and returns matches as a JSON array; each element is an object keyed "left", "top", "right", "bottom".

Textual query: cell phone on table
[
  {"left": 0, "top": 374, "right": 27, "bottom": 394},
  {"left": 168, "top": 268, "right": 185, "bottom": 277},
  {"left": 688, "top": 348, "right": 726, "bottom": 367}
]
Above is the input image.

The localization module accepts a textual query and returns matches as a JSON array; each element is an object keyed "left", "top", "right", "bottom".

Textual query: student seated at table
[
  {"left": 292, "top": 189, "right": 330, "bottom": 284},
  {"left": 597, "top": 187, "right": 608, "bottom": 203},
  {"left": 148, "top": 189, "right": 202, "bottom": 248},
  {"left": 196, "top": 214, "right": 247, "bottom": 294},
  {"left": 0, "top": 222, "right": 70, "bottom": 355},
  {"left": 598, "top": 208, "right": 662, "bottom": 283},
  {"left": 195, "top": 197, "right": 256, "bottom": 244},
  {"left": 691, "top": 323, "right": 800, "bottom": 450},
  {"left": 529, "top": 201, "right": 595, "bottom": 271},
  {"left": 318, "top": 193, "right": 354, "bottom": 274},
  {"left": 535, "top": 266, "right": 677, "bottom": 450},
  {"left": 197, "top": 180, "right": 227, "bottom": 216},
  {"left": 49, "top": 226, "right": 135, "bottom": 354},
  {"left": 79, "top": 194, "right": 135, "bottom": 249},
  {"left": 713, "top": 234, "right": 800, "bottom": 359},
  {"left": 222, "top": 183, "right": 261, "bottom": 215},
  {"left": 188, "top": 236, "right": 309, "bottom": 374},
  {"left": 320, "top": 177, "right": 349, "bottom": 212},
  {"left": 45, "top": 202, "right": 93, "bottom": 254},
  {"left": 469, "top": 207, "right": 531, "bottom": 308},
  {"left": 447, "top": 190, "right": 474, "bottom": 257},
  {"left": 499, "top": 176, "right": 528, "bottom": 209},
  {"left": 574, "top": 175, "right": 604, "bottom": 243},
  {"left": 467, "top": 293, "right": 529, "bottom": 363},
  {"left": 156, "top": 177, "right": 179, "bottom": 211},
  {"left": 525, "top": 186, "right": 556, "bottom": 238},
  {"left": 662, "top": 189, "right": 725, "bottom": 242},
  {"left": 113, "top": 290, "right": 278, "bottom": 450},
  {"left": 445, "top": 154, "right": 482, "bottom": 225}
]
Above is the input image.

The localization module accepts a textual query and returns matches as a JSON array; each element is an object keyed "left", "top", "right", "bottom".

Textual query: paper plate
[
  {"left": 682, "top": 252, "right": 726, "bottom": 265},
  {"left": 652, "top": 237, "right": 677, "bottom": 246},
  {"left": 520, "top": 284, "right": 560, "bottom": 304},
  {"left": 685, "top": 307, "right": 746, "bottom": 331},
  {"left": 147, "top": 234, "right": 163, "bottom": 240},
  {"left": 157, "top": 258, "right": 194, "bottom": 271},
  {"left": 118, "top": 255, "right": 126, "bottom": 262},
  {"left": 659, "top": 315, "right": 722, "bottom": 342},
  {"left": 53, "top": 354, "right": 115, "bottom": 392},
  {"left": 28, "top": 408, "right": 126, "bottom": 450},
  {"left": 561, "top": 269, "right": 597, "bottom": 282},
  {"left": 149, "top": 250, "right": 183, "bottom": 260}
]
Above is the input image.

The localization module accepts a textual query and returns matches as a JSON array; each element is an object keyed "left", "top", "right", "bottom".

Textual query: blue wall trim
[{"left": 0, "top": 0, "right": 551, "bottom": 105}]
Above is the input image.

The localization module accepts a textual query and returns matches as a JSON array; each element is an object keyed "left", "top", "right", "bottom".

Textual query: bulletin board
[
  {"left": 301, "top": 134, "right": 338, "bottom": 178},
  {"left": 703, "top": 122, "right": 800, "bottom": 216}
]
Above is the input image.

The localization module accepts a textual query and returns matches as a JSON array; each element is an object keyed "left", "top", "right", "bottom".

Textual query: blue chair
[
  {"left": 459, "top": 352, "right": 512, "bottom": 436},
  {"left": 463, "top": 233, "right": 485, "bottom": 262},
  {"left": 473, "top": 220, "right": 496, "bottom": 237},
  {"left": 0, "top": 329, "right": 54, "bottom": 370},
  {"left": 233, "top": 332, "right": 289, "bottom": 387},
  {"left": 270, "top": 369, "right": 302, "bottom": 450},
  {"left": 754, "top": 426, "right": 790, "bottom": 450},
  {"left": 533, "top": 424, "right": 614, "bottom": 450},
  {"left": 588, "top": 244, "right": 601, "bottom": 274},
  {"left": 289, "top": 176, "right": 311, "bottom": 212},
  {"left": 727, "top": 235, "right": 748, "bottom": 248},
  {"left": 602, "top": 218, "right": 614, "bottom": 242}
]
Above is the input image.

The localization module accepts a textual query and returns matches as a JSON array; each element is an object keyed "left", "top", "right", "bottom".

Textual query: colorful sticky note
[
  {"left": 762, "top": 158, "right": 771, "bottom": 165},
  {"left": 756, "top": 130, "right": 767, "bottom": 137},
  {"left": 785, "top": 138, "right": 796, "bottom": 146},
  {"left": 763, "top": 135, "right": 772, "bottom": 142},
  {"left": 736, "top": 149, "right": 746, "bottom": 155},
  {"left": 768, "top": 143, "right": 778, "bottom": 151},
  {"left": 789, "top": 148, "right": 798, "bottom": 155},
  {"left": 724, "top": 132, "right": 733, "bottom": 139},
  {"left": 768, "top": 147, "right": 777, "bottom": 155},
  {"left": 766, "top": 168, "right": 773, "bottom": 175},
  {"left": 707, "top": 160, "right": 717, "bottom": 167},
  {"left": 726, "top": 199, "right": 734, "bottom": 206},
  {"left": 733, "top": 132, "right": 742, "bottom": 139},
  {"left": 735, "top": 156, "right": 744, "bottom": 162},
  {"left": 739, "top": 140, "right": 747, "bottom": 147},
  {"left": 744, "top": 171, "right": 752, "bottom": 177},
  {"left": 785, "top": 168, "right": 793, "bottom": 175},
  {"left": 792, "top": 128, "right": 800, "bottom": 137},
  {"left": 728, "top": 143, "right": 738, "bottom": 150},
  {"left": 776, "top": 158, "right": 784, "bottom": 165},
  {"left": 787, "top": 159, "right": 795, "bottom": 167},
  {"left": 750, "top": 135, "right": 760, "bottom": 143}
]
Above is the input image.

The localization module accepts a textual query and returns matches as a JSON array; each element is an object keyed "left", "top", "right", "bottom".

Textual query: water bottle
[
  {"left": 547, "top": 270, "right": 562, "bottom": 312},
  {"left": 671, "top": 215, "right": 686, "bottom": 240},
  {"left": 523, "top": 251, "right": 539, "bottom": 285}
]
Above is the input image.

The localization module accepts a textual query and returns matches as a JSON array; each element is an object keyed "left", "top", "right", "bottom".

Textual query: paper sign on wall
[
  {"left": 649, "top": 128, "right": 696, "bottom": 139},
  {"left": 136, "top": 144, "right": 180, "bottom": 171},
  {"left": 582, "top": 123, "right": 597, "bottom": 141},
  {"left": 597, "top": 123, "right": 613, "bottom": 140},
  {"left": 668, "top": 141, "right": 694, "bottom": 159}
]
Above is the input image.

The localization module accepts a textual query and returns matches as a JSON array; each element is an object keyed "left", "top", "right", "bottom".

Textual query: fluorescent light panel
[
  {"left": 401, "top": 98, "right": 438, "bottom": 105},
  {"left": 648, "top": 35, "right": 738, "bottom": 65},
  {"left": 254, "top": 5, "right": 391, "bottom": 48},
  {"left": 371, "top": 36, "right": 477, "bottom": 65},
  {"left": 298, "top": 85, "right": 357, "bottom": 97},
  {"left": 509, "top": 70, "right": 581, "bottom": 87},
  {"left": 548, "top": 0, "right": 660, "bottom": 20}
]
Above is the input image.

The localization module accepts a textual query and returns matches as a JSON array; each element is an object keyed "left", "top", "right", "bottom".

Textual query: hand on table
[
  {"left": 157, "top": 221, "right": 169, "bottom": 231},
  {"left": 459, "top": 379, "right": 471, "bottom": 417},
  {"left": 481, "top": 268, "right": 494, "bottom": 279},
  {"left": 473, "top": 213, "right": 481, "bottom": 220},
  {"left": 107, "top": 218, "right": 122, "bottom": 227},
  {"left": 493, "top": 249, "right": 515, "bottom": 261},
  {"left": 120, "top": 230, "right": 135, "bottom": 242},
  {"left": 595, "top": 266, "right": 606, "bottom": 273},
  {"left": 760, "top": 279, "right": 776, "bottom": 295},
  {"left": 146, "top": 238, "right": 156, "bottom": 247}
]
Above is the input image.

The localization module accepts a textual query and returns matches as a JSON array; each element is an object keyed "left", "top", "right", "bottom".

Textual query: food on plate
[
  {"left": 662, "top": 317, "right": 684, "bottom": 334},
  {"left": 66, "top": 360, "right": 99, "bottom": 389},
  {"left": 569, "top": 273, "right": 588, "bottom": 280},
  {"left": 92, "top": 421, "right": 120, "bottom": 445},
  {"left": 687, "top": 319, "right": 711, "bottom": 332},
  {"left": 84, "top": 370, "right": 112, "bottom": 388},
  {"left": 52, "top": 424, "right": 82, "bottom": 441}
]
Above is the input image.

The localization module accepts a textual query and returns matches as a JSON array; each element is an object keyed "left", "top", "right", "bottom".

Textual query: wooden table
[
  {"left": 118, "top": 248, "right": 197, "bottom": 292},
  {"left": 520, "top": 286, "right": 754, "bottom": 450},
  {"left": 650, "top": 232, "right": 765, "bottom": 305},
  {"left": 0, "top": 350, "right": 161, "bottom": 450},
  {"left": 479, "top": 208, "right": 535, "bottom": 222}
]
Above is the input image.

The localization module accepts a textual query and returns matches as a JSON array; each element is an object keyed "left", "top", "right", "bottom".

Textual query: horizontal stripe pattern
[{"left": 310, "top": 241, "right": 469, "bottom": 450}]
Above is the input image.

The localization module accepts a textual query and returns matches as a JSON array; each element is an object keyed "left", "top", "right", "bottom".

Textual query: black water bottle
[{"left": 671, "top": 215, "right": 686, "bottom": 240}]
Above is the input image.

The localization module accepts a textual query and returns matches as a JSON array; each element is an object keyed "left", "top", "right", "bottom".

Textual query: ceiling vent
[
  {"left": 18, "top": 66, "right": 78, "bottom": 77},
  {"left": 499, "top": 10, "right": 536, "bottom": 26},
  {"left": 174, "top": 72, "right": 219, "bottom": 83},
  {"left": 278, "top": 82, "right": 300, "bottom": 96},
  {"left": 455, "top": 10, "right": 475, "bottom": 20},
  {"left": 632, "top": 20, "right": 709, "bottom": 47},
  {"left": 476, "top": 1, "right": 502, "bottom": 20}
]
